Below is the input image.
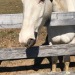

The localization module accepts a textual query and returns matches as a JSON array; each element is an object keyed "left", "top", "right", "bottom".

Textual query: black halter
[
  {"left": 40, "top": 0, "right": 53, "bottom": 3},
  {"left": 50, "top": 0, "right": 53, "bottom": 2}
]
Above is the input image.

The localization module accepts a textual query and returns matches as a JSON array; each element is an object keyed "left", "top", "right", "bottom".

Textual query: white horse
[
  {"left": 53, "top": 0, "right": 75, "bottom": 12},
  {"left": 19, "top": 0, "right": 75, "bottom": 48},
  {"left": 19, "top": 0, "right": 52, "bottom": 47},
  {"left": 51, "top": 0, "right": 75, "bottom": 73},
  {"left": 19, "top": 0, "right": 75, "bottom": 73},
  {"left": 51, "top": 0, "right": 75, "bottom": 45}
]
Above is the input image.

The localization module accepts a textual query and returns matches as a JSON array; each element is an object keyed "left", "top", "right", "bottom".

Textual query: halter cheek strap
[
  {"left": 50, "top": 0, "right": 53, "bottom": 2},
  {"left": 40, "top": 0, "right": 53, "bottom": 3},
  {"left": 39, "top": 0, "right": 45, "bottom": 3}
]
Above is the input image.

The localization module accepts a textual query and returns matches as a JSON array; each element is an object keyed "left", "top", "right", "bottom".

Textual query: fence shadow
[
  {"left": 0, "top": 63, "right": 51, "bottom": 72},
  {"left": 26, "top": 46, "right": 39, "bottom": 58},
  {"left": 0, "top": 57, "right": 75, "bottom": 72}
]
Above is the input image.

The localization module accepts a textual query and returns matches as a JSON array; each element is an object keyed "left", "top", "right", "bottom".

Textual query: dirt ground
[{"left": 0, "top": 0, "right": 75, "bottom": 75}]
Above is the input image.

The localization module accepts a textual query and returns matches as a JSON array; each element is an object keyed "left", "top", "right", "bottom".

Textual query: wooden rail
[
  {"left": 50, "top": 12, "right": 75, "bottom": 26},
  {"left": 0, "top": 12, "right": 75, "bottom": 29},
  {"left": 20, "top": 72, "right": 75, "bottom": 75},
  {"left": 0, "top": 13, "right": 23, "bottom": 29},
  {"left": 0, "top": 12, "right": 75, "bottom": 75},
  {"left": 0, "top": 44, "right": 75, "bottom": 61}
]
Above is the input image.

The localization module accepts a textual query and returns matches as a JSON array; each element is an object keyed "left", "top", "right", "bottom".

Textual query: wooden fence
[
  {"left": 0, "top": 44, "right": 75, "bottom": 60},
  {"left": 0, "top": 12, "right": 75, "bottom": 75}
]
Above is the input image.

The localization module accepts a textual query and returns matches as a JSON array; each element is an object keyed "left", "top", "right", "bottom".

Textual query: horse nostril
[{"left": 27, "top": 38, "right": 36, "bottom": 48}]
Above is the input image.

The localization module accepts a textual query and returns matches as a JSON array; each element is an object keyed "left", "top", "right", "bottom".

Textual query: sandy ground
[
  {"left": 0, "top": 27, "right": 49, "bottom": 75},
  {"left": 0, "top": 27, "right": 75, "bottom": 75},
  {"left": 0, "top": 0, "right": 22, "bottom": 14},
  {"left": 0, "top": 27, "right": 52, "bottom": 75},
  {"left": 0, "top": 0, "right": 75, "bottom": 75}
]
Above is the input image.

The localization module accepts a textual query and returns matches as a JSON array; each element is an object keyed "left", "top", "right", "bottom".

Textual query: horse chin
[{"left": 25, "top": 38, "right": 36, "bottom": 48}]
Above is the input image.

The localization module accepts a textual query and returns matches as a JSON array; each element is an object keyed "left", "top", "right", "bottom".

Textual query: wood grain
[
  {"left": 0, "top": 13, "right": 23, "bottom": 29},
  {"left": 0, "top": 44, "right": 75, "bottom": 60},
  {"left": 0, "top": 12, "right": 75, "bottom": 28},
  {"left": 19, "top": 71, "right": 75, "bottom": 75},
  {"left": 50, "top": 12, "right": 75, "bottom": 26}
]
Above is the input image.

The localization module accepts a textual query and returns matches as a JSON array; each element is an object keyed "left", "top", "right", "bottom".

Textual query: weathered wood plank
[
  {"left": 0, "top": 12, "right": 75, "bottom": 28},
  {"left": 18, "top": 71, "right": 75, "bottom": 75},
  {"left": 0, "top": 44, "right": 75, "bottom": 60},
  {"left": 0, "top": 13, "right": 23, "bottom": 29},
  {"left": 50, "top": 12, "right": 75, "bottom": 26}
]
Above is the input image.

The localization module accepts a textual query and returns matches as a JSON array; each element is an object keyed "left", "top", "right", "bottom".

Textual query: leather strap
[
  {"left": 50, "top": 0, "right": 53, "bottom": 2},
  {"left": 40, "top": 0, "right": 53, "bottom": 3}
]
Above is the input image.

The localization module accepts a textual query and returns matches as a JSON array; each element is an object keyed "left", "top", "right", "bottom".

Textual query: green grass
[{"left": 0, "top": 0, "right": 23, "bottom": 14}]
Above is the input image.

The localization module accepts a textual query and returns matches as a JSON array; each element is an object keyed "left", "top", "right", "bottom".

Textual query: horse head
[{"left": 19, "top": 0, "right": 52, "bottom": 48}]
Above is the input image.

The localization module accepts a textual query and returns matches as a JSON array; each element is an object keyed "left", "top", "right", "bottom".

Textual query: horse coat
[
  {"left": 19, "top": 0, "right": 52, "bottom": 47},
  {"left": 49, "top": 0, "right": 75, "bottom": 44},
  {"left": 19, "top": 0, "right": 75, "bottom": 47}
]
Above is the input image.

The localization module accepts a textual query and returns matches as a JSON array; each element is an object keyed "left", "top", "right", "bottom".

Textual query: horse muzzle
[{"left": 25, "top": 38, "right": 36, "bottom": 48}]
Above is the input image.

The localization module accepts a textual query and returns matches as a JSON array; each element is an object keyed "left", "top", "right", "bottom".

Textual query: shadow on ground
[{"left": 0, "top": 57, "right": 75, "bottom": 72}]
